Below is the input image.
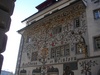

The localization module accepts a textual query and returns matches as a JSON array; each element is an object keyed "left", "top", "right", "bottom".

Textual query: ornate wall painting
[
  {"left": 20, "top": 2, "right": 89, "bottom": 75},
  {"left": 78, "top": 57, "right": 100, "bottom": 75},
  {"left": 23, "top": 2, "right": 87, "bottom": 49}
]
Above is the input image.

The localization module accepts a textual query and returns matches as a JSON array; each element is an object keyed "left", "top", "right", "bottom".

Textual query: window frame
[
  {"left": 26, "top": 36, "right": 31, "bottom": 43},
  {"left": 74, "top": 17, "right": 81, "bottom": 28},
  {"left": 50, "top": 44, "right": 70, "bottom": 58},
  {"left": 56, "top": 46, "right": 61, "bottom": 57},
  {"left": 93, "top": 35, "right": 100, "bottom": 51},
  {"left": 51, "top": 48, "right": 56, "bottom": 58},
  {"left": 64, "top": 44, "right": 70, "bottom": 56},
  {"left": 52, "top": 26, "right": 62, "bottom": 34},
  {"left": 60, "top": 45, "right": 65, "bottom": 56},
  {"left": 75, "top": 42, "right": 85, "bottom": 54},
  {"left": 93, "top": 8, "right": 100, "bottom": 20}
]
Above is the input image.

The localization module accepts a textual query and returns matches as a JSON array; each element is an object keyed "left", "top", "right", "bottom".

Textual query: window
[
  {"left": 52, "top": 26, "right": 62, "bottom": 34},
  {"left": 93, "top": 8, "right": 100, "bottom": 19},
  {"left": 61, "top": 45, "right": 65, "bottom": 56},
  {"left": 76, "top": 42, "right": 85, "bottom": 54},
  {"left": 94, "top": 36, "right": 100, "bottom": 50},
  {"left": 51, "top": 44, "right": 70, "bottom": 58},
  {"left": 64, "top": 44, "right": 70, "bottom": 56},
  {"left": 74, "top": 17, "right": 80, "bottom": 28},
  {"left": 56, "top": 47, "right": 61, "bottom": 57},
  {"left": 26, "top": 37, "right": 31, "bottom": 43},
  {"left": 51, "top": 48, "right": 56, "bottom": 58},
  {"left": 31, "top": 52, "right": 38, "bottom": 61}
]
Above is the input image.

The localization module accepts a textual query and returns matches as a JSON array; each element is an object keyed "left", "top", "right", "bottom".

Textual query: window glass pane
[
  {"left": 26, "top": 36, "right": 31, "bottom": 43},
  {"left": 51, "top": 44, "right": 70, "bottom": 58},
  {"left": 95, "top": 11, "right": 99, "bottom": 19},
  {"left": 52, "top": 26, "right": 62, "bottom": 34},
  {"left": 94, "top": 9, "right": 100, "bottom": 19},
  {"left": 57, "top": 26, "right": 62, "bottom": 33},
  {"left": 61, "top": 46, "right": 64, "bottom": 56},
  {"left": 76, "top": 42, "right": 85, "bottom": 54},
  {"left": 64, "top": 44, "right": 70, "bottom": 56},
  {"left": 51, "top": 48, "right": 56, "bottom": 58},
  {"left": 74, "top": 17, "right": 80, "bottom": 28},
  {"left": 56, "top": 47, "right": 61, "bottom": 57},
  {"left": 94, "top": 36, "right": 100, "bottom": 50},
  {"left": 99, "top": 11, "right": 100, "bottom": 17}
]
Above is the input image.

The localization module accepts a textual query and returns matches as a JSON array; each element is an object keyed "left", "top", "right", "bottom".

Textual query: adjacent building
[
  {"left": 15, "top": 0, "right": 100, "bottom": 75},
  {"left": 1, "top": 70, "right": 13, "bottom": 75}
]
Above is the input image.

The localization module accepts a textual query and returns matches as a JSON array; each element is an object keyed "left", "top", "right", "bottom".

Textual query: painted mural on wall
[
  {"left": 24, "top": 2, "right": 87, "bottom": 51},
  {"left": 19, "top": 57, "right": 100, "bottom": 75},
  {"left": 79, "top": 60, "right": 98, "bottom": 75},
  {"left": 63, "top": 66, "right": 74, "bottom": 75},
  {"left": 32, "top": 66, "right": 59, "bottom": 75},
  {"left": 63, "top": 62, "right": 79, "bottom": 75},
  {"left": 21, "top": 1, "right": 87, "bottom": 66},
  {"left": 78, "top": 57, "right": 100, "bottom": 75}
]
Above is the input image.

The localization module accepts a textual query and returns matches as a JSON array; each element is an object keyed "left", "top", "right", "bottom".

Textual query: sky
[{"left": 2, "top": 0, "right": 45, "bottom": 73}]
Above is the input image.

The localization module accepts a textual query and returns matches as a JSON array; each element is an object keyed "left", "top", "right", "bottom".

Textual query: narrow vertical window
[
  {"left": 76, "top": 42, "right": 85, "bottom": 54},
  {"left": 64, "top": 44, "right": 70, "bottom": 56},
  {"left": 56, "top": 46, "right": 61, "bottom": 57},
  {"left": 61, "top": 46, "right": 64, "bottom": 56},
  {"left": 51, "top": 48, "right": 56, "bottom": 58},
  {"left": 26, "top": 36, "right": 31, "bottom": 43}
]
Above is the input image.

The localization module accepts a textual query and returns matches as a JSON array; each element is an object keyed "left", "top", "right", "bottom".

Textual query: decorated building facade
[{"left": 15, "top": 0, "right": 100, "bottom": 75}]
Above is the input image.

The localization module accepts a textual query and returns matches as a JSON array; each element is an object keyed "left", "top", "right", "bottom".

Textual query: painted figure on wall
[{"left": 63, "top": 66, "right": 74, "bottom": 75}]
